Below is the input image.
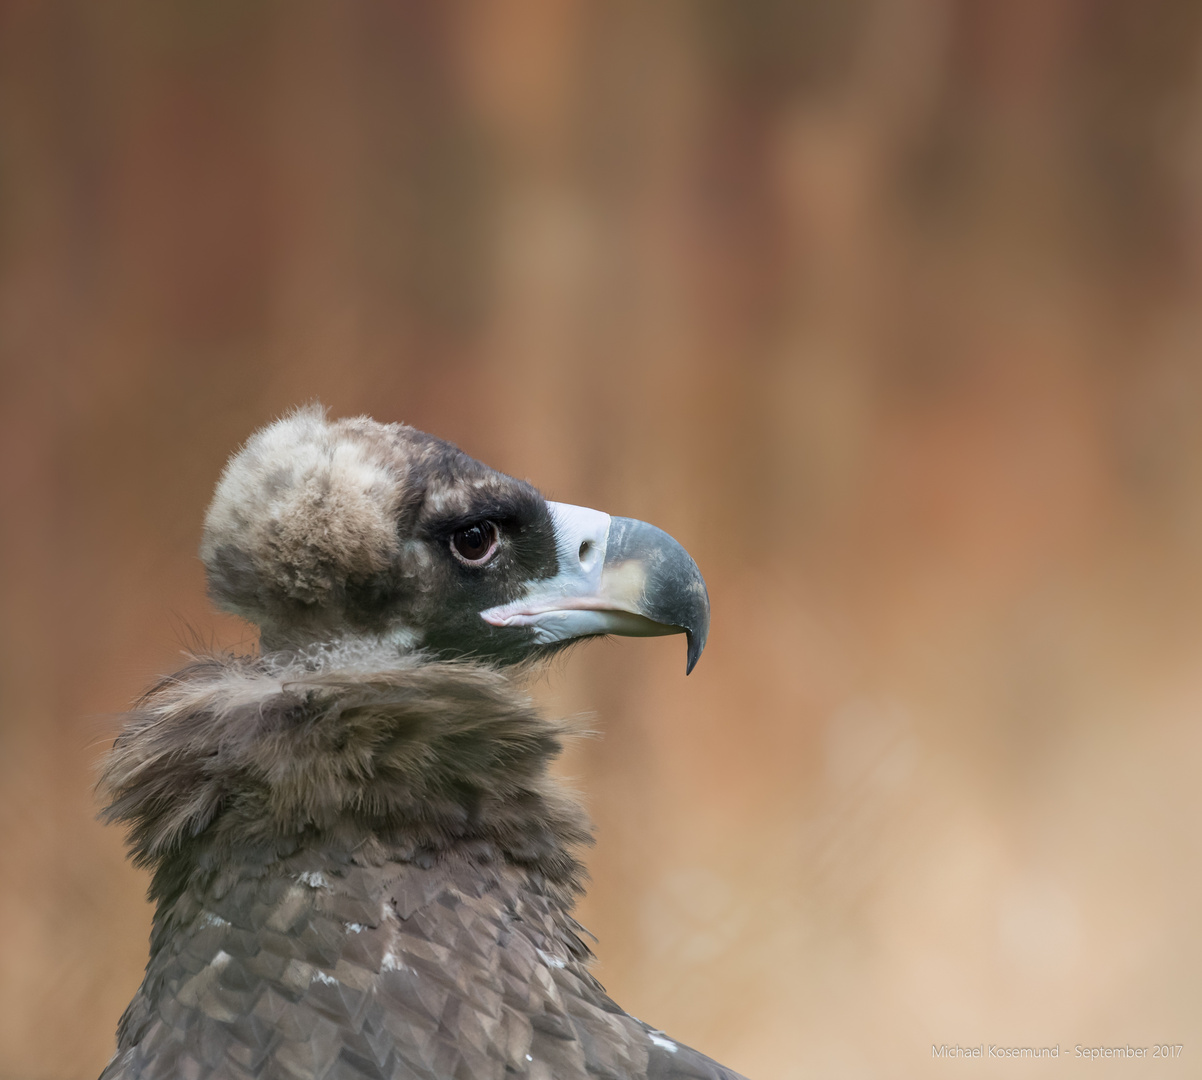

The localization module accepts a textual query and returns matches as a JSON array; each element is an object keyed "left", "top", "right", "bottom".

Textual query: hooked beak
[{"left": 480, "top": 502, "right": 711, "bottom": 674}]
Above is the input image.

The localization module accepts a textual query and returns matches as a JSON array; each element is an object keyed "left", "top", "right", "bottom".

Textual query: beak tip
[{"left": 684, "top": 632, "right": 705, "bottom": 675}]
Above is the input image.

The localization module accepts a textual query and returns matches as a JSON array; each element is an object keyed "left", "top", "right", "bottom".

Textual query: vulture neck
[{"left": 100, "top": 645, "right": 592, "bottom": 912}]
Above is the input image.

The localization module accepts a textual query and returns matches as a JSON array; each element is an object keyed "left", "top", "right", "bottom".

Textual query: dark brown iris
[{"left": 450, "top": 521, "right": 499, "bottom": 565}]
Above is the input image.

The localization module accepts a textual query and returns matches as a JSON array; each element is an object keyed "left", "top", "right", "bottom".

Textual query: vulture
[{"left": 99, "top": 407, "right": 746, "bottom": 1080}]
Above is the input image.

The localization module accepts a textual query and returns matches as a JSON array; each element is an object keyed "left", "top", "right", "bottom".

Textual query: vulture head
[{"left": 199, "top": 406, "right": 710, "bottom": 672}]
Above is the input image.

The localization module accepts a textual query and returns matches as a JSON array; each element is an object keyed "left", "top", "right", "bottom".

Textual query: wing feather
[{"left": 102, "top": 854, "right": 746, "bottom": 1080}]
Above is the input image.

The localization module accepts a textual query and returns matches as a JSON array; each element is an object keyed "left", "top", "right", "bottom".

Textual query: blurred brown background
[{"left": 3, "top": 1, "right": 1202, "bottom": 1077}]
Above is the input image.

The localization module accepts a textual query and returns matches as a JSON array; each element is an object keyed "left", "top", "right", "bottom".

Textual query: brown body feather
[{"left": 99, "top": 647, "right": 745, "bottom": 1080}]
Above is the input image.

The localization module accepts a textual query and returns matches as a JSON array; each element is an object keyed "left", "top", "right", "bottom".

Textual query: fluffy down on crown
[{"left": 200, "top": 408, "right": 425, "bottom": 644}]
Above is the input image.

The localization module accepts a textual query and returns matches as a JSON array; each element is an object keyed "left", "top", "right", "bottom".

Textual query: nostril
[{"left": 579, "top": 540, "right": 592, "bottom": 563}]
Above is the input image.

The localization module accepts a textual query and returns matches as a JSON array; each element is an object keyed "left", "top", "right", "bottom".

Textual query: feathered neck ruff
[{"left": 100, "top": 644, "right": 592, "bottom": 908}]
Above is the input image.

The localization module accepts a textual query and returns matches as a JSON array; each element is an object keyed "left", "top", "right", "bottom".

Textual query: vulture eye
[{"left": 450, "top": 521, "right": 499, "bottom": 566}]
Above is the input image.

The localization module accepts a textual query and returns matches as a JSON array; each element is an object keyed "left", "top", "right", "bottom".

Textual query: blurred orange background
[{"left": 4, "top": 2, "right": 1202, "bottom": 1077}]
